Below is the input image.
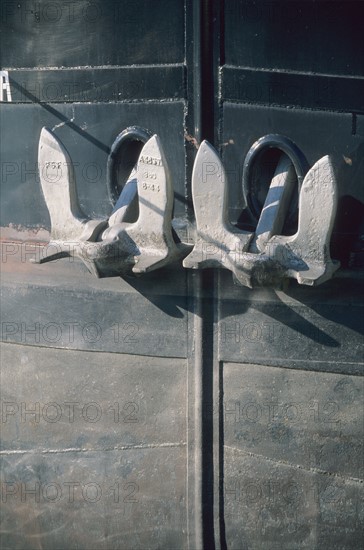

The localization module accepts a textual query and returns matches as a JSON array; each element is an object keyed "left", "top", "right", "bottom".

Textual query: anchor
[
  {"left": 183, "top": 138, "right": 340, "bottom": 287},
  {"left": 34, "top": 128, "right": 188, "bottom": 277}
]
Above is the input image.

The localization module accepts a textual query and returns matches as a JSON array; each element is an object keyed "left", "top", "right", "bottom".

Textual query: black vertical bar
[
  {"left": 198, "top": 1, "right": 216, "bottom": 549},
  {"left": 200, "top": 0, "right": 215, "bottom": 143},
  {"left": 186, "top": 2, "right": 219, "bottom": 548}
]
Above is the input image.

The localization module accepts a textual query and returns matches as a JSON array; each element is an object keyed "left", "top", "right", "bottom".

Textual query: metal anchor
[
  {"left": 35, "top": 128, "right": 186, "bottom": 277},
  {"left": 183, "top": 140, "right": 254, "bottom": 275},
  {"left": 183, "top": 140, "right": 340, "bottom": 287}
]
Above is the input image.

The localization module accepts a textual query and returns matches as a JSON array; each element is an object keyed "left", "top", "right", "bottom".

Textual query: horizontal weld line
[
  {"left": 0, "top": 281, "right": 188, "bottom": 301},
  {"left": 3, "top": 64, "right": 186, "bottom": 71},
  {"left": 0, "top": 239, "right": 49, "bottom": 246},
  {"left": 0, "top": 442, "right": 187, "bottom": 455},
  {"left": 224, "top": 445, "right": 363, "bottom": 484},
  {"left": 224, "top": 357, "right": 364, "bottom": 366},
  {"left": 223, "top": 65, "right": 364, "bottom": 80},
  {"left": 222, "top": 359, "right": 364, "bottom": 377},
  {"left": 2, "top": 99, "right": 186, "bottom": 105},
  {"left": 221, "top": 99, "right": 359, "bottom": 115},
  {"left": 0, "top": 340, "right": 186, "bottom": 360}
]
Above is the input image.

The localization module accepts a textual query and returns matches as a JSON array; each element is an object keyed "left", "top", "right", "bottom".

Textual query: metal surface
[
  {"left": 267, "top": 155, "right": 339, "bottom": 286},
  {"left": 106, "top": 126, "right": 152, "bottom": 209},
  {"left": 249, "top": 154, "right": 298, "bottom": 253},
  {"left": 184, "top": 140, "right": 340, "bottom": 288},
  {"left": 183, "top": 140, "right": 253, "bottom": 271},
  {"left": 35, "top": 128, "right": 188, "bottom": 277},
  {"left": 36, "top": 127, "right": 339, "bottom": 287},
  {"left": 1, "top": 1, "right": 363, "bottom": 549},
  {"left": 242, "top": 133, "right": 309, "bottom": 228}
]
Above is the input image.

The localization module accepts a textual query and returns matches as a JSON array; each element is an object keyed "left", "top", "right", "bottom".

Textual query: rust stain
[
  {"left": 1, "top": 225, "right": 50, "bottom": 274},
  {"left": 184, "top": 133, "right": 199, "bottom": 149},
  {"left": 0, "top": 225, "right": 50, "bottom": 245}
]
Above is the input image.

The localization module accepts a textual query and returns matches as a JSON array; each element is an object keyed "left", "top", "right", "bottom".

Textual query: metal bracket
[
  {"left": 183, "top": 139, "right": 340, "bottom": 288},
  {"left": 35, "top": 128, "right": 188, "bottom": 277}
]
